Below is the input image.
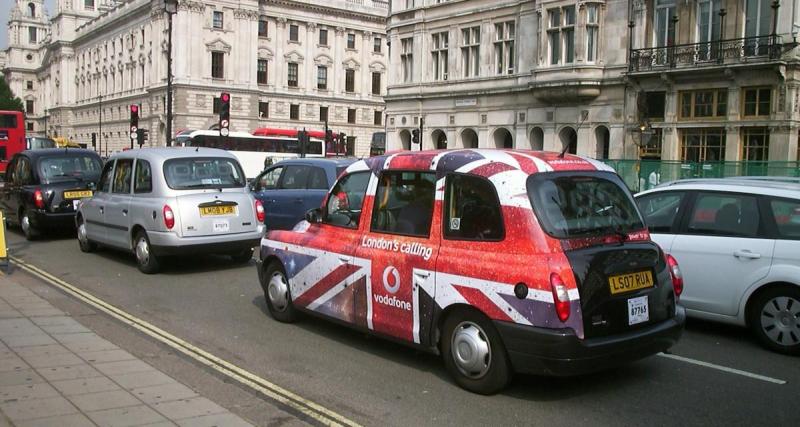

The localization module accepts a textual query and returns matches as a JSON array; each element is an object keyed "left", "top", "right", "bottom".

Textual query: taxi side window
[
  {"left": 371, "top": 171, "right": 436, "bottom": 237},
  {"left": 98, "top": 161, "right": 114, "bottom": 193},
  {"left": 256, "top": 166, "right": 283, "bottom": 191},
  {"left": 112, "top": 159, "right": 133, "bottom": 194},
  {"left": 324, "top": 172, "right": 370, "bottom": 228},
  {"left": 16, "top": 157, "right": 32, "bottom": 185},
  {"left": 134, "top": 159, "right": 152, "bottom": 194},
  {"left": 444, "top": 174, "right": 504, "bottom": 241}
]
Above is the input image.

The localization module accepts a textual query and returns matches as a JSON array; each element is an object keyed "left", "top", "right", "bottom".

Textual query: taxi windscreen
[
  {"left": 39, "top": 155, "right": 102, "bottom": 183},
  {"left": 163, "top": 157, "right": 246, "bottom": 189},
  {"left": 527, "top": 173, "right": 644, "bottom": 239}
]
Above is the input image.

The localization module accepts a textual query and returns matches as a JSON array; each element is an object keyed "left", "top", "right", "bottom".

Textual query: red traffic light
[
  {"left": 221, "top": 93, "right": 230, "bottom": 102},
  {"left": 131, "top": 105, "right": 139, "bottom": 114}
]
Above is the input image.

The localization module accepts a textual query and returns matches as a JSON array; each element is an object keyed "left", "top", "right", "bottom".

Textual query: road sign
[
  {"left": 130, "top": 132, "right": 137, "bottom": 139},
  {"left": 220, "top": 128, "right": 230, "bottom": 137},
  {"left": 130, "top": 126, "right": 138, "bottom": 133},
  {"left": 220, "top": 119, "right": 229, "bottom": 128}
]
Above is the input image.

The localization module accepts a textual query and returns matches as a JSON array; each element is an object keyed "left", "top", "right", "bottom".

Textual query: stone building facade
[{"left": 3, "top": 0, "right": 388, "bottom": 156}]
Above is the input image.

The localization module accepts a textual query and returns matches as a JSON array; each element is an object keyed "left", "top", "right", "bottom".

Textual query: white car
[{"left": 635, "top": 179, "right": 800, "bottom": 354}]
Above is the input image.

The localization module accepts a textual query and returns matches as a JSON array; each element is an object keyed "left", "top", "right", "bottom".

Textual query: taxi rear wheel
[
  {"left": 77, "top": 218, "right": 97, "bottom": 253},
  {"left": 441, "top": 309, "right": 511, "bottom": 395},
  {"left": 230, "top": 248, "right": 254, "bottom": 264},
  {"left": 262, "top": 261, "right": 298, "bottom": 323},
  {"left": 134, "top": 231, "right": 160, "bottom": 274},
  {"left": 20, "top": 209, "right": 38, "bottom": 241}
]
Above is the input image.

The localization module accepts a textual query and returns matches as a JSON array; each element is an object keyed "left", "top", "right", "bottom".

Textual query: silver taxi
[{"left": 76, "top": 148, "right": 265, "bottom": 273}]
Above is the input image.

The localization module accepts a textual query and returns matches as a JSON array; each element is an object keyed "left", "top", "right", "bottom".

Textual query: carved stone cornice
[
  {"left": 178, "top": 0, "right": 205, "bottom": 13},
  {"left": 234, "top": 8, "right": 259, "bottom": 20}
]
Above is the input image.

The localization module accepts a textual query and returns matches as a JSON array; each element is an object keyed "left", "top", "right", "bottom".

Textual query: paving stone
[
  {"left": 150, "top": 397, "right": 226, "bottom": 420},
  {"left": 29, "top": 316, "right": 80, "bottom": 327},
  {"left": 51, "top": 376, "right": 121, "bottom": 396},
  {"left": 68, "top": 389, "right": 141, "bottom": 412},
  {"left": 175, "top": 412, "right": 254, "bottom": 427},
  {"left": 94, "top": 360, "right": 155, "bottom": 377},
  {"left": 0, "top": 396, "right": 78, "bottom": 421},
  {"left": 0, "top": 308, "right": 22, "bottom": 319},
  {"left": 87, "top": 405, "right": 169, "bottom": 427},
  {"left": 130, "top": 382, "right": 198, "bottom": 404},
  {"left": 15, "top": 413, "right": 96, "bottom": 427},
  {"left": 13, "top": 344, "right": 72, "bottom": 359},
  {"left": 0, "top": 382, "right": 60, "bottom": 402},
  {"left": 39, "top": 323, "right": 92, "bottom": 335},
  {"left": 0, "top": 319, "right": 39, "bottom": 337},
  {"left": 0, "top": 369, "right": 44, "bottom": 387},
  {"left": 0, "top": 355, "right": 28, "bottom": 373},
  {"left": 36, "top": 364, "right": 103, "bottom": 382},
  {"left": 109, "top": 371, "right": 176, "bottom": 390},
  {"left": 55, "top": 333, "right": 119, "bottom": 353},
  {"left": 23, "top": 352, "right": 85, "bottom": 369},
  {"left": 3, "top": 334, "right": 57, "bottom": 348},
  {"left": 0, "top": 285, "right": 37, "bottom": 298},
  {"left": 80, "top": 349, "right": 137, "bottom": 364},
  {"left": 19, "top": 307, "right": 65, "bottom": 317},
  {"left": 136, "top": 423, "right": 177, "bottom": 427}
]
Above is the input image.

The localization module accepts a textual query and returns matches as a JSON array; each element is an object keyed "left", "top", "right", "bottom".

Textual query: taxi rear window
[{"left": 527, "top": 172, "right": 644, "bottom": 239}]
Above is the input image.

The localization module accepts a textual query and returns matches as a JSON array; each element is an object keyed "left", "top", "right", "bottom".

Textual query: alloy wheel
[{"left": 760, "top": 296, "right": 800, "bottom": 347}]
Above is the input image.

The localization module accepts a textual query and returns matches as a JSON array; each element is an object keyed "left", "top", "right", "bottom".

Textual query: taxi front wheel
[
  {"left": 262, "top": 262, "right": 298, "bottom": 323},
  {"left": 441, "top": 309, "right": 511, "bottom": 395}
]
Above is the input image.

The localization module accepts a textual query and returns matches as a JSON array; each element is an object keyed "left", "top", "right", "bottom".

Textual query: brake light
[
  {"left": 34, "top": 189, "right": 45, "bottom": 209},
  {"left": 255, "top": 199, "right": 265, "bottom": 223},
  {"left": 550, "top": 273, "right": 571, "bottom": 322},
  {"left": 665, "top": 254, "right": 683, "bottom": 298},
  {"left": 163, "top": 205, "right": 175, "bottom": 230}
]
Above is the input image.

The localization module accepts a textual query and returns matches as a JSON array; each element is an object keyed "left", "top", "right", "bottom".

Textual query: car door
[
  {"left": 764, "top": 196, "right": 800, "bottom": 283},
  {"left": 13, "top": 156, "right": 34, "bottom": 222},
  {"left": 1, "top": 156, "right": 18, "bottom": 222},
  {"left": 669, "top": 191, "right": 775, "bottom": 317},
  {"left": 104, "top": 158, "right": 134, "bottom": 249},
  {"left": 302, "top": 165, "right": 332, "bottom": 215},
  {"left": 82, "top": 160, "right": 115, "bottom": 244},
  {"left": 252, "top": 165, "right": 284, "bottom": 230},
  {"left": 271, "top": 164, "right": 312, "bottom": 230},
  {"left": 353, "top": 171, "right": 439, "bottom": 343},
  {"left": 635, "top": 190, "right": 690, "bottom": 253}
]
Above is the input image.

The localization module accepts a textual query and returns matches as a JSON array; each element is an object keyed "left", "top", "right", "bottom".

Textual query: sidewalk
[{"left": 0, "top": 274, "right": 254, "bottom": 427}]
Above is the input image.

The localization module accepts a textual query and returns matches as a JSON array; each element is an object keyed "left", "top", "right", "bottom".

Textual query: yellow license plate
[
  {"left": 199, "top": 205, "right": 235, "bottom": 216},
  {"left": 608, "top": 271, "right": 654, "bottom": 295},
  {"left": 64, "top": 190, "right": 93, "bottom": 199}
]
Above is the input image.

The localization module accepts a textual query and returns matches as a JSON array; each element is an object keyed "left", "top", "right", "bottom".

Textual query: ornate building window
[
  {"left": 259, "top": 102, "right": 269, "bottom": 118},
  {"left": 401, "top": 38, "right": 414, "bottom": 83},
  {"left": 289, "top": 25, "right": 299, "bottom": 42},
  {"left": 212, "top": 11, "right": 224, "bottom": 30},
  {"left": 319, "top": 29, "right": 328, "bottom": 46},
  {"left": 371, "top": 72, "right": 381, "bottom": 95},
  {"left": 211, "top": 52, "right": 225, "bottom": 79},
  {"left": 586, "top": 4, "right": 599, "bottom": 62},
  {"left": 432, "top": 31, "right": 448, "bottom": 81},
  {"left": 742, "top": 87, "right": 771, "bottom": 117},
  {"left": 347, "top": 33, "right": 356, "bottom": 50},
  {"left": 258, "top": 17, "right": 268, "bottom": 38},
  {"left": 345, "top": 69, "right": 355, "bottom": 93},
  {"left": 742, "top": 127, "right": 770, "bottom": 161},
  {"left": 374, "top": 37, "right": 382, "bottom": 53},
  {"left": 287, "top": 62, "right": 299, "bottom": 87},
  {"left": 317, "top": 66, "right": 328, "bottom": 90},
  {"left": 494, "top": 21, "right": 515, "bottom": 74},
  {"left": 29, "top": 27, "right": 37, "bottom": 44},
  {"left": 679, "top": 89, "right": 727, "bottom": 119},
  {"left": 680, "top": 128, "right": 726, "bottom": 162},
  {"left": 654, "top": 0, "right": 676, "bottom": 48},
  {"left": 374, "top": 111, "right": 383, "bottom": 126},
  {"left": 461, "top": 26, "right": 480, "bottom": 77},
  {"left": 348, "top": 108, "right": 356, "bottom": 124},
  {"left": 290, "top": 104, "right": 300, "bottom": 120},
  {"left": 320, "top": 106, "right": 329, "bottom": 122},
  {"left": 85, "top": 0, "right": 95, "bottom": 10},
  {"left": 257, "top": 59, "right": 268, "bottom": 85},
  {"left": 548, "top": 6, "right": 575, "bottom": 65}
]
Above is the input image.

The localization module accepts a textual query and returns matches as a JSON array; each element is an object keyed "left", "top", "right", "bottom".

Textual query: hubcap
[
  {"left": 135, "top": 237, "right": 150, "bottom": 265},
  {"left": 77, "top": 223, "right": 88, "bottom": 245},
  {"left": 21, "top": 214, "right": 30, "bottom": 235},
  {"left": 267, "top": 271, "right": 289, "bottom": 312},
  {"left": 451, "top": 321, "right": 492, "bottom": 379},
  {"left": 760, "top": 296, "right": 800, "bottom": 346}
]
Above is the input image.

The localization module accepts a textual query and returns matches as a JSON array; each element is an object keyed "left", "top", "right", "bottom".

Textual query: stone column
[
  {"left": 514, "top": 124, "right": 527, "bottom": 150},
  {"left": 306, "top": 22, "right": 317, "bottom": 92},
  {"left": 577, "top": 126, "right": 593, "bottom": 157},
  {"left": 768, "top": 125, "right": 796, "bottom": 161},
  {"left": 334, "top": 26, "right": 345, "bottom": 95},
  {"left": 543, "top": 124, "right": 559, "bottom": 152},
  {"left": 725, "top": 125, "right": 741, "bottom": 161},
  {"left": 362, "top": 31, "right": 372, "bottom": 98},
  {"left": 661, "top": 127, "right": 680, "bottom": 161},
  {"left": 275, "top": 17, "right": 287, "bottom": 90}
]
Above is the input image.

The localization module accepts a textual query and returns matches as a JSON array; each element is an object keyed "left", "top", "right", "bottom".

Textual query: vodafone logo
[{"left": 382, "top": 266, "right": 400, "bottom": 294}]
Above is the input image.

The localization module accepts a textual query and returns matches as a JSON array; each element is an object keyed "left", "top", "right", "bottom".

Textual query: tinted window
[
  {"left": 444, "top": 174, "right": 504, "bottom": 241},
  {"left": 29, "top": 137, "right": 56, "bottom": 149},
  {"left": 527, "top": 173, "right": 644, "bottom": 239},
  {"left": 279, "top": 165, "right": 308, "bottom": 190},
  {"left": 38, "top": 155, "right": 102, "bottom": 183},
  {"left": 0, "top": 114, "right": 18, "bottom": 128},
  {"left": 324, "top": 172, "right": 370, "bottom": 228},
  {"left": 307, "top": 167, "right": 328, "bottom": 190},
  {"left": 256, "top": 166, "right": 282, "bottom": 191},
  {"left": 769, "top": 198, "right": 800, "bottom": 239},
  {"left": 134, "top": 159, "right": 152, "bottom": 194},
  {"left": 163, "top": 157, "right": 246, "bottom": 190},
  {"left": 636, "top": 192, "right": 685, "bottom": 233},
  {"left": 98, "top": 161, "right": 114, "bottom": 192},
  {"left": 371, "top": 172, "right": 436, "bottom": 237},
  {"left": 688, "top": 193, "right": 760, "bottom": 237},
  {"left": 112, "top": 159, "right": 133, "bottom": 194},
  {"left": 16, "top": 158, "right": 33, "bottom": 185}
]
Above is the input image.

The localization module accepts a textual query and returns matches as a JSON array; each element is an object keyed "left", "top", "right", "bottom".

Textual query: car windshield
[
  {"left": 39, "top": 155, "right": 102, "bottom": 183},
  {"left": 527, "top": 173, "right": 645, "bottom": 239},
  {"left": 163, "top": 157, "right": 246, "bottom": 190}
]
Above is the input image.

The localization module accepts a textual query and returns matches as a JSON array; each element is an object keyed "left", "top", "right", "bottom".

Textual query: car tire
[
  {"left": 230, "top": 248, "right": 254, "bottom": 264},
  {"left": 134, "top": 231, "right": 160, "bottom": 274},
  {"left": 20, "top": 209, "right": 38, "bottom": 241},
  {"left": 749, "top": 286, "right": 800, "bottom": 355},
  {"left": 76, "top": 217, "right": 97, "bottom": 253},
  {"left": 261, "top": 261, "right": 298, "bottom": 323},
  {"left": 441, "top": 309, "right": 511, "bottom": 395}
]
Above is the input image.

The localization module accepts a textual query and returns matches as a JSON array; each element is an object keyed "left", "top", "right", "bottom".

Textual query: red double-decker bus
[
  {"left": 252, "top": 127, "right": 348, "bottom": 156},
  {"left": 0, "top": 110, "right": 26, "bottom": 173}
]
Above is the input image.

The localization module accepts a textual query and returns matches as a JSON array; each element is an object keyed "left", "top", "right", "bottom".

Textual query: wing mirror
[
  {"left": 87, "top": 182, "right": 97, "bottom": 191},
  {"left": 305, "top": 208, "right": 322, "bottom": 224}
]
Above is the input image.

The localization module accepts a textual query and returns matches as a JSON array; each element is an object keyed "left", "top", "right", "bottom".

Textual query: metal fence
[{"left": 602, "top": 160, "right": 800, "bottom": 193}]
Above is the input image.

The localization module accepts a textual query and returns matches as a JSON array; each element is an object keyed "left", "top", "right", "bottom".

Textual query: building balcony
[{"left": 629, "top": 36, "right": 789, "bottom": 74}]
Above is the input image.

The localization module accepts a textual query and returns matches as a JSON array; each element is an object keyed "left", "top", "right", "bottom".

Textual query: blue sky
[{"left": 1, "top": 0, "right": 57, "bottom": 49}]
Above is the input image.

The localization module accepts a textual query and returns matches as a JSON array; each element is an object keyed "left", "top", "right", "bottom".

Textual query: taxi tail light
[
  {"left": 34, "top": 189, "right": 45, "bottom": 209},
  {"left": 163, "top": 205, "right": 175, "bottom": 230},
  {"left": 255, "top": 199, "right": 265, "bottom": 223},
  {"left": 550, "top": 273, "right": 571, "bottom": 322},
  {"left": 666, "top": 254, "right": 683, "bottom": 298}
]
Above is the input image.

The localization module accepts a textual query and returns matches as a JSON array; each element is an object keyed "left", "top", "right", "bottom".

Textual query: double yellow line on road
[{"left": 10, "top": 255, "right": 361, "bottom": 427}]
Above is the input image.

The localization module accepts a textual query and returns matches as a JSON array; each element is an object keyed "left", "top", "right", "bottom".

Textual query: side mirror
[
  {"left": 305, "top": 208, "right": 322, "bottom": 224},
  {"left": 87, "top": 182, "right": 97, "bottom": 191}
]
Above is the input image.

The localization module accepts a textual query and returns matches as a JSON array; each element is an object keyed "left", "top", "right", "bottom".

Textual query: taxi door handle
[
  {"left": 414, "top": 271, "right": 431, "bottom": 279},
  {"left": 734, "top": 250, "right": 761, "bottom": 259},
  {"left": 294, "top": 198, "right": 304, "bottom": 204},
  {"left": 99, "top": 206, "right": 104, "bottom": 214},
  {"left": 122, "top": 209, "right": 128, "bottom": 215},
  {"left": 338, "top": 256, "right": 350, "bottom": 264}
]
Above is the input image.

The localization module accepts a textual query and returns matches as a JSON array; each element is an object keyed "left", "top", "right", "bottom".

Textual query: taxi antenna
[{"left": 559, "top": 110, "right": 589, "bottom": 158}]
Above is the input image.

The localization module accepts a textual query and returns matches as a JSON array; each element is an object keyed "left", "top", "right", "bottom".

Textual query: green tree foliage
[{"left": 0, "top": 76, "right": 24, "bottom": 112}]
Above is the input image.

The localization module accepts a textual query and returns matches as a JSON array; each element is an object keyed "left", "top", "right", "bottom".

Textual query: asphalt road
[{"left": 5, "top": 229, "right": 797, "bottom": 426}]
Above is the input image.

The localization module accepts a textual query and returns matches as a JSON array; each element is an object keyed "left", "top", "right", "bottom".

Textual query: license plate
[
  {"left": 608, "top": 270, "right": 654, "bottom": 295},
  {"left": 213, "top": 220, "right": 230, "bottom": 233},
  {"left": 199, "top": 205, "right": 235, "bottom": 216},
  {"left": 64, "top": 190, "right": 93, "bottom": 199},
  {"left": 628, "top": 296, "right": 649, "bottom": 325}
]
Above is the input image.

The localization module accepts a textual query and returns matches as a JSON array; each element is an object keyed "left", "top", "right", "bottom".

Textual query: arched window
[{"left": 28, "top": 3, "right": 35, "bottom": 18}]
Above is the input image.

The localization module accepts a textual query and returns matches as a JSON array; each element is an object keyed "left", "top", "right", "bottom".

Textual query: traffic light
[
  {"left": 136, "top": 129, "right": 148, "bottom": 148},
  {"left": 91, "top": 133, "right": 97, "bottom": 149},
  {"left": 219, "top": 92, "right": 231, "bottom": 137},
  {"left": 411, "top": 129, "right": 420, "bottom": 146},
  {"left": 129, "top": 105, "right": 139, "bottom": 141}
]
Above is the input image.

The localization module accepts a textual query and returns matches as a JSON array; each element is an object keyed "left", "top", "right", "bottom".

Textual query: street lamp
[{"left": 164, "top": 0, "right": 178, "bottom": 147}]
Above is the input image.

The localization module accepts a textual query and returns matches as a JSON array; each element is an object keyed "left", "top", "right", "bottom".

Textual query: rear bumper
[
  {"left": 32, "top": 210, "right": 76, "bottom": 229},
  {"left": 495, "top": 306, "right": 685, "bottom": 376},
  {"left": 148, "top": 227, "right": 264, "bottom": 256}
]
